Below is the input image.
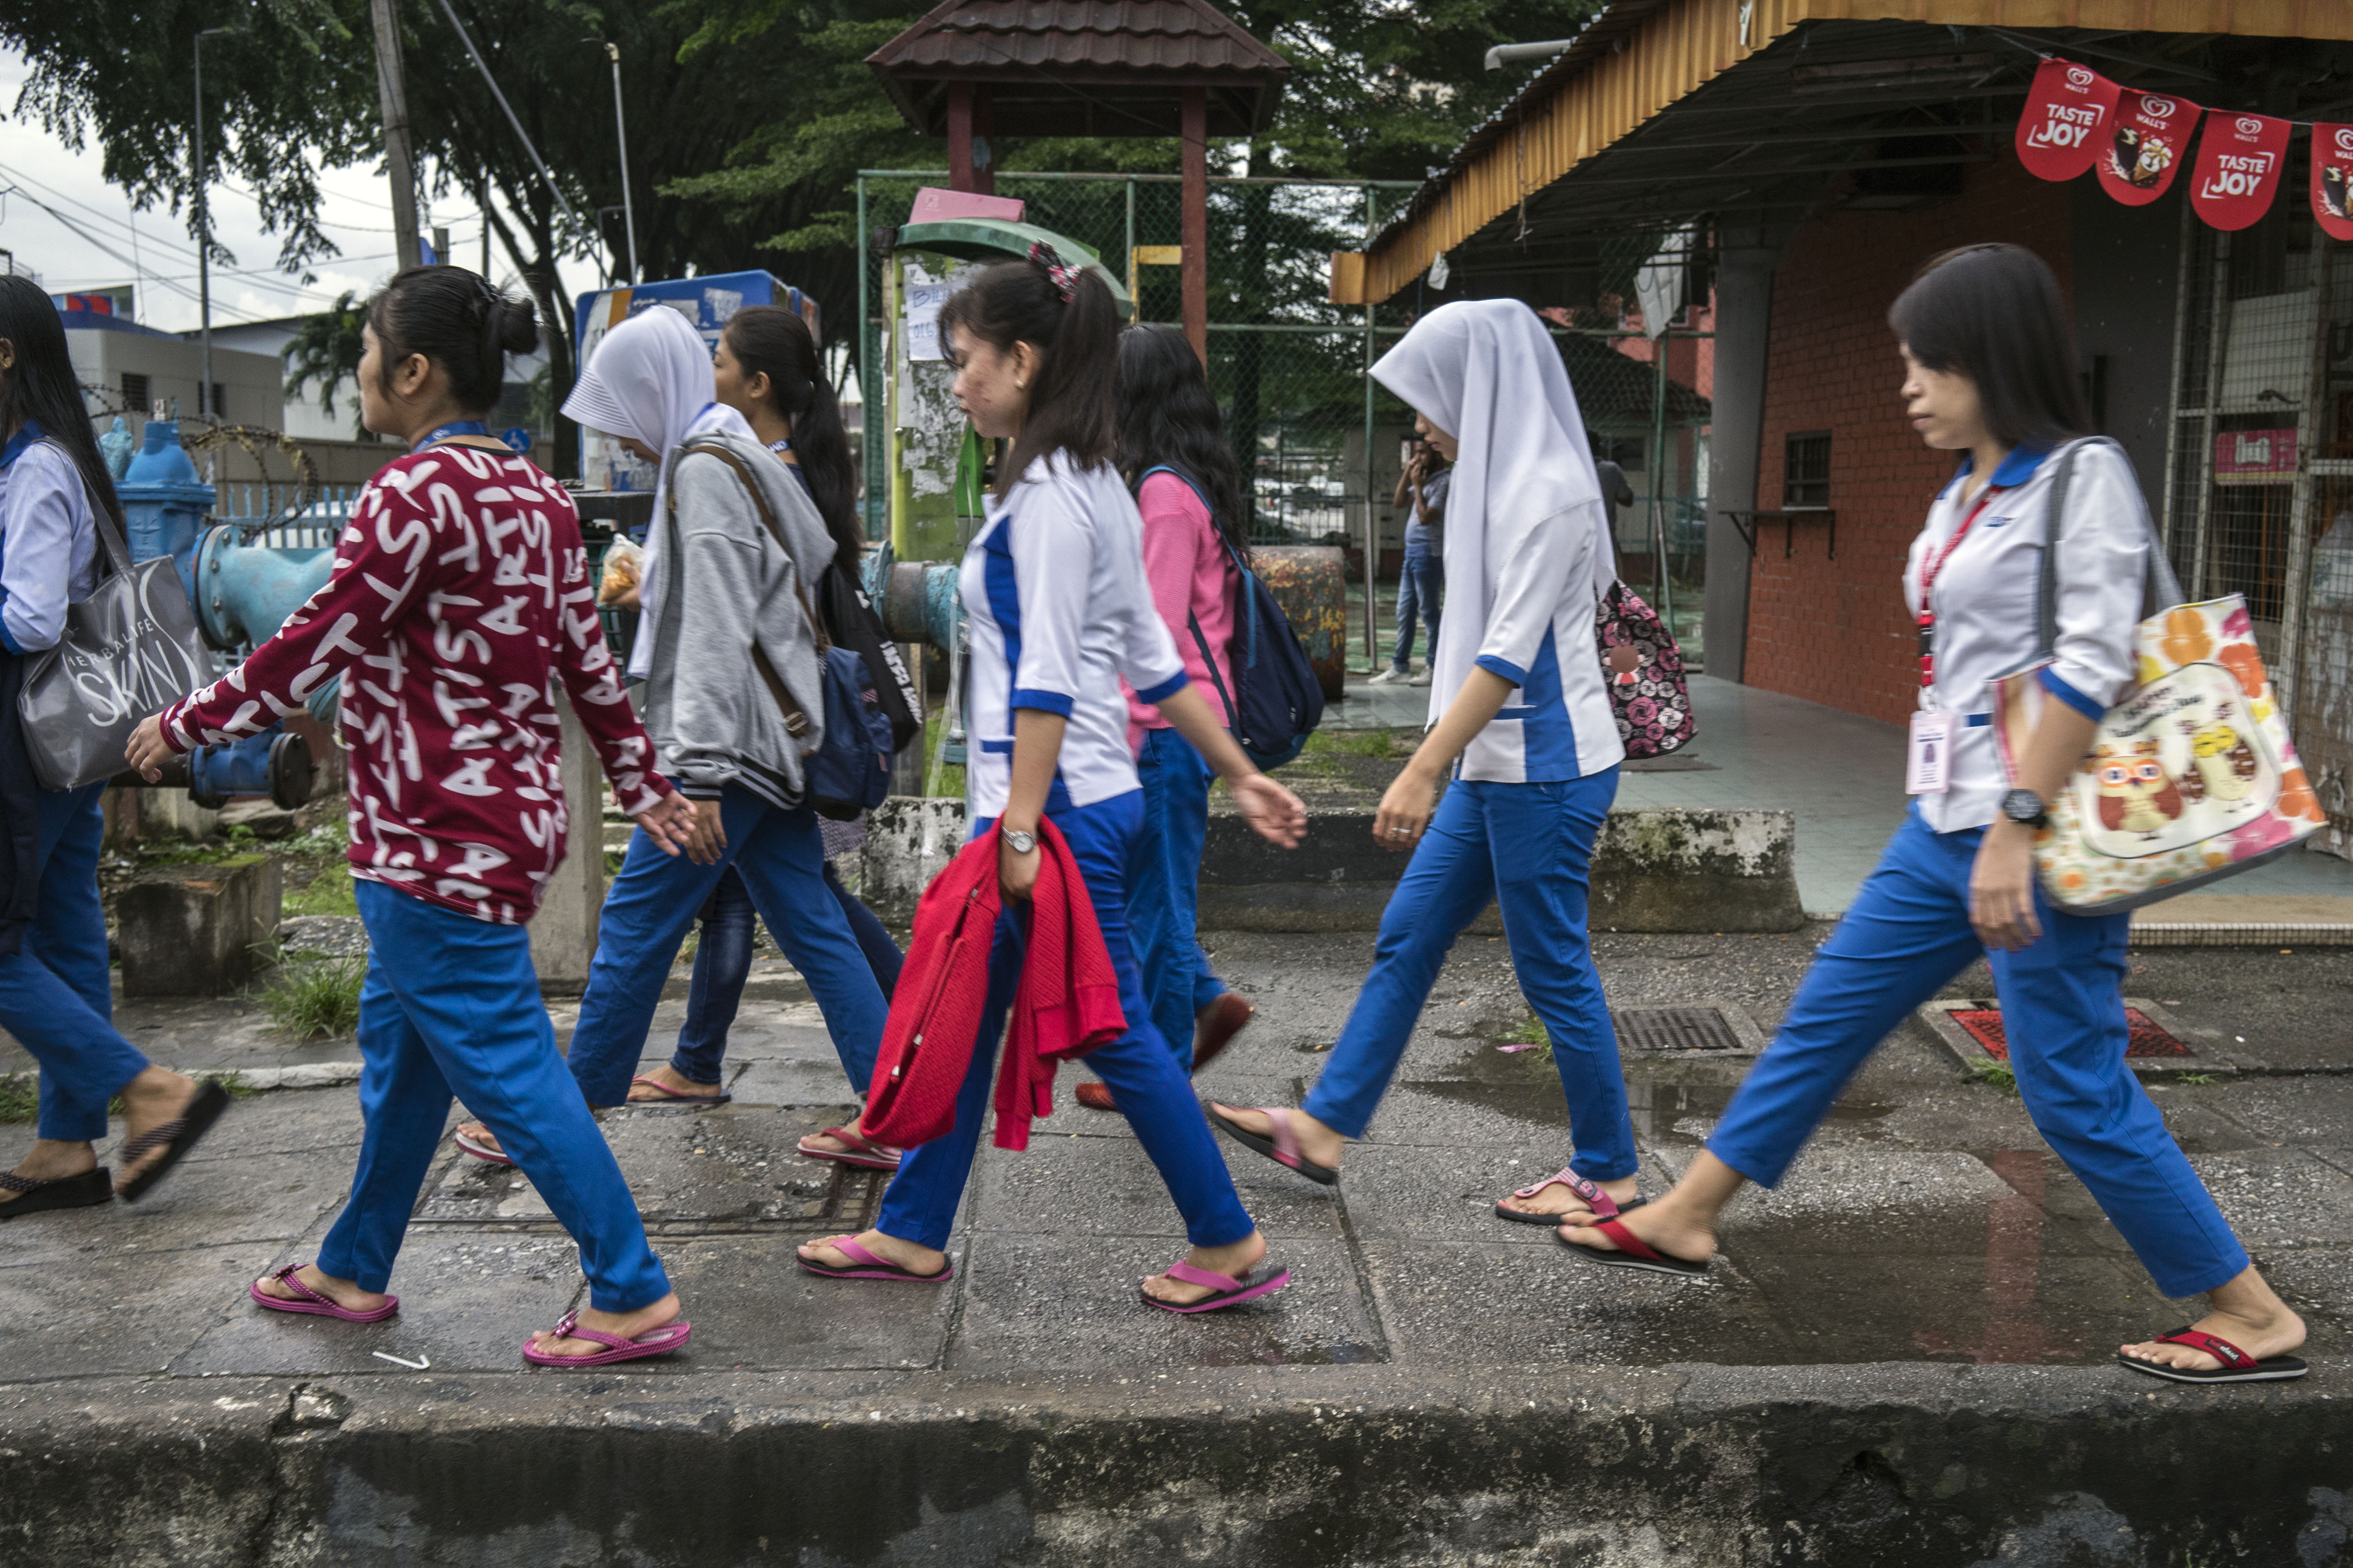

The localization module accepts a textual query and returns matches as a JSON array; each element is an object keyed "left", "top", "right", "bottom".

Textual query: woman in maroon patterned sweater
[{"left": 129, "top": 268, "right": 700, "bottom": 1367}]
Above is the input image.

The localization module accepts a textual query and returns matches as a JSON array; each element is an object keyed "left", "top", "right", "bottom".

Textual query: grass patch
[
  {"left": 261, "top": 949, "right": 365, "bottom": 1040},
  {"left": 1499, "top": 1012, "right": 1548, "bottom": 1046},
  {"left": 2178, "top": 1072, "right": 2218, "bottom": 1087},
  {"left": 1303, "top": 728, "right": 1406, "bottom": 759},
  {"left": 283, "top": 863, "right": 357, "bottom": 918},
  {"left": 1963, "top": 1059, "right": 2018, "bottom": 1093},
  {"left": 0, "top": 1072, "right": 33, "bottom": 1124}
]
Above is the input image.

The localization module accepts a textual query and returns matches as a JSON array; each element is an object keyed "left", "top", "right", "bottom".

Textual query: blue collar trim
[
  {"left": 1940, "top": 443, "right": 2055, "bottom": 499},
  {"left": 0, "top": 419, "right": 46, "bottom": 469}
]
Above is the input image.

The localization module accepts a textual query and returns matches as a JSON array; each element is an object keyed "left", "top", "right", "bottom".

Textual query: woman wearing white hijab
[
  {"left": 453, "top": 306, "right": 888, "bottom": 1161},
  {"left": 1209, "top": 299, "right": 1638, "bottom": 1226}
]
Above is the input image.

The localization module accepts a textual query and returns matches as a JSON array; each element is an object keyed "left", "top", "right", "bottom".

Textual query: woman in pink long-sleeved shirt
[{"left": 1084, "top": 325, "right": 1258, "bottom": 1112}]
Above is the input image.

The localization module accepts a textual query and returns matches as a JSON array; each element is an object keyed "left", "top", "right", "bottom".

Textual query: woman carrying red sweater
[{"left": 127, "top": 267, "right": 700, "bottom": 1368}]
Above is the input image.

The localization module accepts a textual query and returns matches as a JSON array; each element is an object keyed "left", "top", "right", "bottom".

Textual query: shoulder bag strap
[
  {"left": 35, "top": 440, "right": 131, "bottom": 581},
  {"left": 670, "top": 439, "right": 818, "bottom": 740},
  {"left": 2033, "top": 436, "right": 2187, "bottom": 665}
]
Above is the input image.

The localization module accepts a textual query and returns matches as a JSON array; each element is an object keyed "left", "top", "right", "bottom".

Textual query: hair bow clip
[{"left": 1027, "top": 241, "right": 1082, "bottom": 304}]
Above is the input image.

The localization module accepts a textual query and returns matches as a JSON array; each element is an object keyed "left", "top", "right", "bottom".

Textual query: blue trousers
[
  {"left": 325, "top": 881, "right": 670, "bottom": 1312},
  {"left": 1304, "top": 772, "right": 1637, "bottom": 1181},
  {"left": 672, "top": 863, "right": 905, "bottom": 1087},
  {"left": 10, "top": 784, "right": 149, "bottom": 1142},
  {"left": 1390, "top": 546, "right": 1443, "bottom": 671},
  {"left": 875, "top": 790, "right": 1257, "bottom": 1252},
  {"left": 567, "top": 786, "right": 888, "bottom": 1107},
  {"left": 1708, "top": 807, "right": 2248, "bottom": 1299},
  {"left": 1126, "top": 726, "right": 1226, "bottom": 1069}
]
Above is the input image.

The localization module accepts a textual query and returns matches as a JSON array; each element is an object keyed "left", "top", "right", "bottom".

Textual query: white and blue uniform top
[
  {"left": 1906, "top": 439, "right": 2149, "bottom": 834},
  {"left": 1372, "top": 300, "right": 1625, "bottom": 784},
  {"left": 960, "top": 452, "right": 1190, "bottom": 821},
  {"left": 0, "top": 422, "right": 99, "bottom": 657}
]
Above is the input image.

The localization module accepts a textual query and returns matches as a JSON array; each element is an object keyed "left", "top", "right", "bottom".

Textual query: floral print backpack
[{"left": 1595, "top": 581, "right": 1695, "bottom": 758}]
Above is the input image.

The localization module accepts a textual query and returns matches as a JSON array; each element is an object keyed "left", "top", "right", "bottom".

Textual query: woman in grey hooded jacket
[{"left": 541, "top": 306, "right": 887, "bottom": 1109}]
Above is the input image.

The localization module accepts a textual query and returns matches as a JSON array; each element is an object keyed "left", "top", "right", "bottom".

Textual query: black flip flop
[
  {"left": 114, "top": 1080, "right": 231, "bottom": 1202},
  {"left": 1554, "top": 1216, "right": 1711, "bottom": 1278},
  {"left": 1204, "top": 1103, "right": 1339, "bottom": 1186},
  {"left": 2117, "top": 1326, "right": 2308, "bottom": 1384},
  {"left": 0, "top": 1166, "right": 112, "bottom": 1219}
]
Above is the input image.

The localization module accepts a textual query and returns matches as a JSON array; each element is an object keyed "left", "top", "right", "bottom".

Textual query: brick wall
[{"left": 1743, "top": 151, "right": 2074, "bottom": 724}]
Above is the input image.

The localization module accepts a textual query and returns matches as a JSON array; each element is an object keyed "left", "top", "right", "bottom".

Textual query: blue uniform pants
[
  {"left": 324, "top": 881, "right": 671, "bottom": 1312},
  {"left": 671, "top": 863, "right": 905, "bottom": 1087},
  {"left": 1126, "top": 725, "right": 1226, "bottom": 1069},
  {"left": 1304, "top": 772, "right": 1637, "bottom": 1181},
  {"left": 1707, "top": 807, "right": 2249, "bottom": 1299},
  {"left": 1390, "top": 544, "right": 1443, "bottom": 671},
  {"left": 566, "top": 786, "right": 887, "bottom": 1107},
  {"left": 875, "top": 790, "right": 1257, "bottom": 1253},
  {"left": 11, "top": 784, "right": 149, "bottom": 1142}
]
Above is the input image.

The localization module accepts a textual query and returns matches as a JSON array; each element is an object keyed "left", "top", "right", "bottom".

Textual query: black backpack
[
  {"left": 817, "top": 561, "right": 921, "bottom": 752},
  {"left": 1134, "top": 466, "right": 1324, "bottom": 770}
]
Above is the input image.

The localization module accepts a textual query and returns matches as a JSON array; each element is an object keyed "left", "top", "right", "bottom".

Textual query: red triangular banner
[
  {"left": 2313, "top": 124, "right": 2353, "bottom": 241},
  {"left": 2192, "top": 111, "right": 2293, "bottom": 231},
  {"left": 2016, "top": 57, "right": 2121, "bottom": 181},
  {"left": 2096, "top": 90, "right": 2199, "bottom": 206}
]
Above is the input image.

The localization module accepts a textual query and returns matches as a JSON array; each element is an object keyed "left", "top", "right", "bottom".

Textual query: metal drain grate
[
  {"left": 816, "top": 1164, "right": 887, "bottom": 1228},
  {"left": 1612, "top": 1006, "right": 1746, "bottom": 1052},
  {"left": 1950, "top": 1007, "right": 2194, "bottom": 1061}
]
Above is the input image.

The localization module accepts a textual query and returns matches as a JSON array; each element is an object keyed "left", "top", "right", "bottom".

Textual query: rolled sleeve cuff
[
  {"left": 1133, "top": 670, "right": 1189, "bottom": 706},
  {"left": 0, "top": 622, "right": 24, "bottom": 658},
  {"left": 159, "top": 703, "right": 195, "bottom": 754},
  {"left": 1010, "top": 687, "right": 1076, "bottom": 717},
  {"left": 2040, "top": 667, "right": 2110, "bottom": 722},
  {"left": 1474, "top": 654, "right": 1527, "bottom": 686}
]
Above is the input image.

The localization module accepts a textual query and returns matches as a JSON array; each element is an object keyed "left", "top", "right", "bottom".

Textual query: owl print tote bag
[{"left": 1990, "top": 438, "right": 2324, "bottom": 914}]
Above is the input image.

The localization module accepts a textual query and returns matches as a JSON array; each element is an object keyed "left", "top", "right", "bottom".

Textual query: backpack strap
[
  {"left": 2030, "top": 436, "right": 2186, "bottom": 665},
  {"left": 671, "top": 438, "right": 825, "bottom": 741},
  {"left": 1135, "top": 461, "right": 1249, "bottom": 716}
]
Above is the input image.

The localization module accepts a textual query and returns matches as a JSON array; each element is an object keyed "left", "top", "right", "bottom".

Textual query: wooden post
[
  {"left": 947, "top": 82, "right": 976, "bottom": 193},
  {"left": 1180, "top": 87, "right": 1209, "bottom": 365}
]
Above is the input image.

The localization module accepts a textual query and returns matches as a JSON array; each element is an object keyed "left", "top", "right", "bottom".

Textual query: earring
[{"left": 1014, "top": 379, "right": 1027, "bottom": 390}]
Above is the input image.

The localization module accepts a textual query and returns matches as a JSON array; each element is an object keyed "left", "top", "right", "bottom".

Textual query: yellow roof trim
[{"left": 1336, "top": 0, "right": 2353, "bottom": 305}]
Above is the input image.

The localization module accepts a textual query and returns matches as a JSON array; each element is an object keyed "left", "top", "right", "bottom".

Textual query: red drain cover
[{"left": 1950, "top": 1007, "right": 2191, "bottom": 1060}]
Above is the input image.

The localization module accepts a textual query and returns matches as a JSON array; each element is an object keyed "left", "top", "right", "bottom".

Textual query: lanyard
[
  {"left": 411, "top": 419, "right": 491, "bottom": 451},
  {"left": 767, "top": 436, "right": 793, "bottom": 454},
  {"left": 1915, "top": 482, "right": 2005, "bottom": 690}
]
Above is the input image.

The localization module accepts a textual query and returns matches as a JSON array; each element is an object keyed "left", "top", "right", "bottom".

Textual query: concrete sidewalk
[{"left": 7, "top": 928, "right": 2353, "bottom": 1561}]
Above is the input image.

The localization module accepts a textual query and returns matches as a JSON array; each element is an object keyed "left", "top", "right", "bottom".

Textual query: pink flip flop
[
  {"left": 795, "top": 1233, "right": 953, "bottom": 1283},
  {"left": 249, "top": 1263, "right": 400, "bottom": 1323},
  {"left": 1204, "top": 1103, "right": 1339, "bottom": 1186},
  {"left": 629, "top": 1074, "right": 731, "bottom": 1105},
  {"left": 453, "top": 1127, "right": 515, "bottom": 1167},
  {"left": 521, "top": 1310, "right": 693, "bottom": 1368},
  {"left": 1143, "top": 1258, "right": 1293, "bottom": 1315},
  {"left": 798, "top": 1126, "right": 902, "bottom": 1172},
  {"left": 1494, "top": 1168, "right": 1644, "bottom": 1228}
]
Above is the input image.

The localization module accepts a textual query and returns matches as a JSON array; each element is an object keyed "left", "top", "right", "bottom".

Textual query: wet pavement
[{"left": 7, "top": 924, "right": 2353, "bottom": 1387}]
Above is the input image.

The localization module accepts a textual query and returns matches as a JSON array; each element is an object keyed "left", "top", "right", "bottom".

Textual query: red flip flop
[
  {"left": 249, "top": 1263, "right": 400, "bottom": 1323},
  {"left": 453, "top": 1127, "right": 514, "bottom": 1167},
  {"left": 2118, "top": 1326, "right": 2308, "bottom": 1383},
  {"left": 1495, "top": 1168, "right": 1644, "bottom": 1228},
  {"left": 521, "top": 1310, "right": 693, "bottom": 1368},
  {"left": 795, "top": 1234, "right": 953, "bottom": 1283},
  {"left": 1554, "top": 1216, "right": 1710, "bottom": 1278},
  {"left": 798, "top": 1126, "right": 902, "bottom": 1171}
]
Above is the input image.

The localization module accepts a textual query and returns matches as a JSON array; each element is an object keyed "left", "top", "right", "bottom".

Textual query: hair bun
[{"left": 496, "top": 295, "right": 539, "bottom": 356}]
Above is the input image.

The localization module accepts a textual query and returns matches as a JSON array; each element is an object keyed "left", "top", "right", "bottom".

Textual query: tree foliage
[{"left": 282, "top": 288, "right": 368, "bottom": 434}]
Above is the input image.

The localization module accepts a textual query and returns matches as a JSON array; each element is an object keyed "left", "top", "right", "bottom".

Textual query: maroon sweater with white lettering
[{"left": 161, "top": 444, "right": 670, "bottom": 925}]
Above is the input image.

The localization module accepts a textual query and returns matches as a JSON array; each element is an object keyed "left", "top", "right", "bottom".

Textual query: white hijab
[
  {"left": 1371, "top": 299, "right": 1613, "bottom": 722},
  {"left": 562, "top": 306, "right": 755, "bottom": 679}
]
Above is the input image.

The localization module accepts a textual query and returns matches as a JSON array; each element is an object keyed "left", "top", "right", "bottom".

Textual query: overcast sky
[{"left": 0, "top": 47, "right": 515, "bottom": 332}]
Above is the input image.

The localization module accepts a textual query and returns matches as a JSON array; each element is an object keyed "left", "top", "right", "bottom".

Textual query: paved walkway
[{"left": 1334, "top": 672, "right": 2353, "bottom": 915}]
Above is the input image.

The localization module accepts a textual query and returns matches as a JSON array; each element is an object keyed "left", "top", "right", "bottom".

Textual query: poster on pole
[
  {"left": 2192, "top": 111, "right": 2293, "bottom": 231},
  {"left": 2016, "top": 58, "right": 2119, "bottom": 182},
  {"left": 2096, "top": 91, "right": 2198, "bottom": 206}
]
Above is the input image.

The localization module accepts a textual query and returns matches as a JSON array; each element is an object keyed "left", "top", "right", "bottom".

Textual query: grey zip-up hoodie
[{"left": 640, "top": 432, "right": 837, "bottom": 808}]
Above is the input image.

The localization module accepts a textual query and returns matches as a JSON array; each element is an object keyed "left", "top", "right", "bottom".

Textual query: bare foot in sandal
[
  {"left": 2119, "top": 1266, "right": 2305, "bottom": 1376},
  {"left": 527, "top": 1290, "right": 683, "bottom": 1360},
  {"left": 1142, "top": 1230, "right": 1272, "bottom": 1307},
  {"left": 1495, "top": 1168, "right": 1639, "bottom": 1224},
  {"left": 627, "top": 1066, "right": 725, "bottom": 1102},
  {"left": 112, "top": 1067, "right": 210, "bottom": 1194},
  {"left": 1559, "top": 1193, "right": 1715, "bottom": 1268},
  {"left": 1205, "top": 1103, "right": 1346, "bottom": 1171},
  {"left": 253, "top": 1262, "right": 391, "bottom": 1316},
  {"left": 455, "top": 1121, "right": 505, "bottom": 1160},
  {"left": 797, "top": 1229, "right": 947, "bottom": 1278}
]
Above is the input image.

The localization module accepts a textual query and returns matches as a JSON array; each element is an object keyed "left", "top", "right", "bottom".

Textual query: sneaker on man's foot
[
  {"left": 1407, "top": 667, "right": 1432, "bottom": 685},
  {"left": 1367, "top": 667, "right": 1410, "bottom": 686}
]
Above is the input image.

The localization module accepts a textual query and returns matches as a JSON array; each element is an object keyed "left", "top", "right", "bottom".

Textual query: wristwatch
[
  {"left": 1002, "top": 828, "right": 1038, "bottom": 855},
  {"left": 2000, "top": 788, "right": 2050, "bottom": 830}
]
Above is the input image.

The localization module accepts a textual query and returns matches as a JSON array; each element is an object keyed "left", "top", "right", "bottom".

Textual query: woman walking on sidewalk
[
  {"left": 0, "top": 275, "right": 224, "bottom": 1218},
  {"left": 131, "top": 266, "right": 699, "bottom": 1366},
  {"left": 1208, "top": 299, "right": 1639, "bottom": 1228},
  {"left": 1071, "top": 324, "right": 1257, "bottom": 1114},
  {"left": 795, "top": 249, "right": 1310, "bottom": 1308},
  {"left": 1560, "top": 245, "right": 2307, "bottom": 1385}
]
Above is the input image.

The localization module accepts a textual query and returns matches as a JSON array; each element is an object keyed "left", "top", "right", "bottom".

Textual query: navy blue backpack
[
  {"left": 1136, "top": 466, "right": 1324, "bottom": 770},
  {"left": 806, "top": 645, "right": 894, "bottom": 821}
]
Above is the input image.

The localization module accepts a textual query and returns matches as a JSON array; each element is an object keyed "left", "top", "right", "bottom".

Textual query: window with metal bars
[
  {"left": 119, "top": 373, "right": 149, "bottom": 414},
  {"left": 1783, "top": 432, "right": 1830, "bottom": 509}
]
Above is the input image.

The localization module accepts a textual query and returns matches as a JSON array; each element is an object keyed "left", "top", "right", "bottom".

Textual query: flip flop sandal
[
  {"left": 2117, "top": 1326, "right": 2309, "bottom": 1384},
  {"left": 798, "top": 1126, "right": 902, "bottom": 1171},
  {"left": 1074, "top": 1082, "right": 1119, "bottom": 1112},
  {"left": 1494, "top": 1168, "right": 1646, "bottom": 1228},
  {"left": 0, "top": 1166, "right": 112, "bottom": 1220},
  {"left": 1554, "top": 1216, "right": 1711, "bottom": 1278},
  {"left": 522, "top": 1310, "right": 693, "bottom": 1368},
  {"left": 114, "top": 1080, "right": 231, "bottom": 1202},
  {"left": 249, "top": 1263, "right": 400, "bottom": 1323},
  {"left": 453, "top": 1128, "right": 516, "bottom": 1167},
  {"left": 795, "top": 1234, "right": 953, "bottom": 1283},
  {"left": 1189, "top": 994, "right": 1254, "bottom": 1076},
  {"left": 1142, "top": 1258, "right": 1293, "bottom": 1315},
  {"left": 628, "top": 1074, "right": 732, "bottom": 1106},
  {"left": 1204, "top": 1104, "right": 1339, "bottom": 1186}
]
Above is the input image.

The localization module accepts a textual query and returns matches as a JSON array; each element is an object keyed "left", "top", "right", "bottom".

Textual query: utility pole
[
  {"left": 193, "top": 26, "right": 234, "bottom": 422},
  {"left": 369, "top": 0, "right": 422, "bottom": 271},
  {"left": 594, "top": 42, "right": 639, "bottom": 283}
]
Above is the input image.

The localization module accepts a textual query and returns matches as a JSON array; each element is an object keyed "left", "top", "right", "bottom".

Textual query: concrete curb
[{"left": 2, "top": 1363, "right": 2343, "bottom": 1565}]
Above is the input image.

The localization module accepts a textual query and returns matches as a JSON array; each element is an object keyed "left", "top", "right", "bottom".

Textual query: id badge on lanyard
[{"left": 1908, "top": 484, "right": 2001, "bottom": 796}]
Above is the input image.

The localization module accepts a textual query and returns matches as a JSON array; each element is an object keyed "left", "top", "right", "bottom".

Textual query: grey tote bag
[{"left": 16, "top": 457, "right": 213, "bottom": 791}]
